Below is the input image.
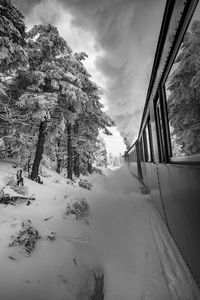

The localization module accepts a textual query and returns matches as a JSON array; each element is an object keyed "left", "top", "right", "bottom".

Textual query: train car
[{"left": 126, "top": 0, "right": 200, "bottom": 287}]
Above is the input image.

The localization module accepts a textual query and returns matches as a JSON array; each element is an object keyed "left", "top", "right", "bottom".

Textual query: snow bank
[{"left": 0, "top": 161, "right": 98, "bottom": 299}]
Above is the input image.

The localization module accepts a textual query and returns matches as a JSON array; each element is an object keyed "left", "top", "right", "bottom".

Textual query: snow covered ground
[{"left": 0, "top": 161, "right": 199, "bottom": 300}]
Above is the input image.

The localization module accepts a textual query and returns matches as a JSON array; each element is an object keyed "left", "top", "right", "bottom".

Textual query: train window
[
  {"left": 142, "top": 118, "right": 153, "bottom": 162},
  {"left": 165, "top": 2, "right": 200, "bottom": 158},
  {"left": 147, "top": 118, "right": 154, "bottom": 162},
  {"left": 144, "top": 123, "right": 151, "bottom": 162},
  {"left": 142, "top": 131, "right": 148, "bottom": 162},
  {"left": 149, "top": 120, "right": 155, "bottom": 161},
  {"left": 155, "top": 98, "right": 166, "bottom": 161},
  {"left": 131, "top": 151, "right": 133, "bottom": 162},
  {"left": 132, "top": 147, "right": 137, "bottom": 162},
  {"left": 139, "top": 138, "right": 144, "bottom": 161}
]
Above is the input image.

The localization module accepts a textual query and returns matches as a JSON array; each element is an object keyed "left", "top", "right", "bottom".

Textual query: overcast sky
[{"left": 13, "top": 0, "right": 166, "bottom": 153}]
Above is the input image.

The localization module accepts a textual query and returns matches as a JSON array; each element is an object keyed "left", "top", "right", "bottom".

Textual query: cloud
[
  {"left": 13, "top": 0, "right": 41, "bottom": 14},
  {"left": 13, "top": 0, "right": 166, "bottom": 145}
]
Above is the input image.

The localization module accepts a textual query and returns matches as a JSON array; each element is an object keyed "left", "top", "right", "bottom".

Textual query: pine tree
[
  {"left": 0, "top": 0, "right": 27, "bottom": 157},
  {"left": 0, "top": 0, "right": 26, "bottom": 75},
  {"left": 12, "top": 24, "right": 79, "bottom": 180},
  {"left": 61, "top": 51, "right": 114, "bottom": 177}
]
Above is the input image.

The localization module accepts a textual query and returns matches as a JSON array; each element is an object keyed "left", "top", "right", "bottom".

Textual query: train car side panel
[
  {"left": 145, "top": 163, "right": 167, "bottom": 222},
  {"left": 157, "top": 164, "right": 200, "bottom": 283}
]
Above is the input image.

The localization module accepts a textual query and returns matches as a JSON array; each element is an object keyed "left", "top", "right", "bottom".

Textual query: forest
[{"left": 0, "top": 0, "right": 114, "bottom": 181}]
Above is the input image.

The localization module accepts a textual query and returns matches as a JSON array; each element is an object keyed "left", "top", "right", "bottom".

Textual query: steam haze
[{"left": 13, "top": 0, "right": 166, "bottom": 146}]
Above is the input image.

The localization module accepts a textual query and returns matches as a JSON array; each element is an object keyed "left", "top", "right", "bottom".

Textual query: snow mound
[
  {"left": 65, "top": 198, "right": 90, "bottom": 222},
  {"left": 9, "top": 220, "right": 41, "bottom": 255},
  {"left": 79, "top": 179, "right": 93, "bottom": 190}
]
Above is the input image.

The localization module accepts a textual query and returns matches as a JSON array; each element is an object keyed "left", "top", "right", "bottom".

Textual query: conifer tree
[
  {"left": 0, "top": 0, "right": 27, "bottom": 157},
  {"left": 0, "top": 0, "right": 26, "bottom": 75},
  {"left": 13, "top": 24, "right": 78, "bottom": 179}
]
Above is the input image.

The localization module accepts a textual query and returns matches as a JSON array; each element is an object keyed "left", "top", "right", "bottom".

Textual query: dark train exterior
[{"left": 125, "top": 0, "right": 200, "bottom": 287}]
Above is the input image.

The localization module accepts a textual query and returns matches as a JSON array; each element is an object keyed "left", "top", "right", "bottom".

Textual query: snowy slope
[
  {"left": 0, "top": 161, "right": 98, "bottom": 300},
  {"left": 0, "top": 161, "right": 199, "bottom": 300}
]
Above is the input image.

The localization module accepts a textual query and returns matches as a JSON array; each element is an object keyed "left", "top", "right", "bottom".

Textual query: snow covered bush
[
  {"left": 91, "top": 167, "right": 104, "bottom": 175},
  {"left": 65, "top": 198, "right": 90, "bottom": 220},
  {"left": 79, "top": 179, "right": 92, "bottom": 190},
  {"left": 12, "top": 185, "right": 29, "bottom": 196},
  {"left": 90, "top": 272, "right": 104, "bottom": 300},
  {"left": 9, "top": 220, "right": 41, "bottom": 255},
  {"left": 3, "top": 175, "right": 29, "bottom": 196}
]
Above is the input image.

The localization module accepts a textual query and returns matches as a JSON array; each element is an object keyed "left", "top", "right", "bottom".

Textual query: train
[{"left": 124, "top": 0, "right": 200, "bottom": 287}]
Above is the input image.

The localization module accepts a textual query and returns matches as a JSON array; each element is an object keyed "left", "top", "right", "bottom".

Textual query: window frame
[
  {"left": 161, "top": 1, "right": 200, "bottom": 163},
  {"left": 147, "top": 116, "right": 154, "bottom": 162},
  {"left": 142, "top": 116, "right": 154, "bottom": 162},
  {"left": 154, "top": 93, "right": 170, "bottom": 163}
]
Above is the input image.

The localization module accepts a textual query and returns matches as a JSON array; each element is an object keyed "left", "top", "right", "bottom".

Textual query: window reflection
[{"left": 165, "top": 3, "right": 200, "bottom": 157}]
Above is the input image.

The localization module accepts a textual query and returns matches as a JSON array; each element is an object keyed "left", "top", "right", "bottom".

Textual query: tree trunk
[
  {"left": 73, "top": 122, "right": 80, "bottom": 177},
  {"left": 30, "top": 118, "right": 47, "bottom": 181},
  {"left": 56, "top": 136, "right": 62, "bottom": 174},
  {"left": 73, "top": 151, "right": 80, "bottom": 177},
  {"left": 27, "top": 154, "right": 31, "bottom": 176},
  {"left": 73, "top": 150, "right": 77, "bottom": 176},
  {"left": 74, "top": 122, "right": 80, "bottom": 177},
  {"left": 77, "top": 153, "right": 80, "bottom": 177},
  {"left": 57, "top": 157, "right": 62, "bottom": 174},
  {"left": 67, "top": 123, "right": 73, "bottom": 180},
  {"left": 87, "top": 154, "right": 92, "bottom": 174}
]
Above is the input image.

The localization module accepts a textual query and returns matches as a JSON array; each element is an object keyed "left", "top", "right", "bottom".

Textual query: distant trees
[
  {"left": 93, "top": 137, "right": 107, "bottom": 168},
  {"left": 0, "top": 0, "right": 114, "bottom": 180},
  {"left": 167, "top": 20, "right": 200, "bottom": 156},
  {"left": 107, "top": 153, "right": 122, "bottom": 167}
]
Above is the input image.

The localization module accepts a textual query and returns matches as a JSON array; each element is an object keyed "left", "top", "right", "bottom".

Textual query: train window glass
[
  {"left": 165, "top": 3, "right": 200, "bottom": 157},
  {"left": 145, "top": 123, "right": 151, "bottom": 162},
  {"left": 142, "top": 121, "right": 152, "bottom": 163},
  {"left": 146, "top": 117, "right": 154, "bottom": 162},
  {"left": 148, "top": 119, "right": 154, "bottom": 161},
  {"left": 155, "top": 98, "right": 165, "bottom": 161},
  {"left": 131, "top": 147, "right": 136, "bottom": 162},
  {"left": 140, "top": 139, "right": 142, "bottom": 161},
  {"left": 142, "top": 131, "right": 148, "bottom": 162},
  {"left": 134, "top": 148, "right": 137, "bottom": 161}
]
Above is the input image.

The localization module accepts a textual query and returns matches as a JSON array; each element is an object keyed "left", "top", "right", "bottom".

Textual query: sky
[
  {"left": 100, "top": 127, "right": 126, "bottom": 156},
  {"left": 13, "top": 0, "right": 166, "bottom": 153}
]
